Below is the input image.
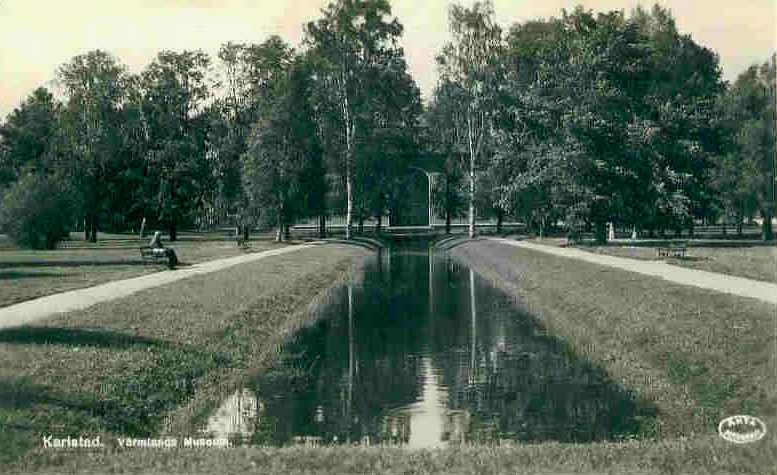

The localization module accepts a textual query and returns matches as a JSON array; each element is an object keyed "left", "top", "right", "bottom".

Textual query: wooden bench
[
  {"left": 657, "top": 241, "right": 687, "bottom": 258},
  {"left": 140, "top": 247, "right": 171, "bottom": 266}
]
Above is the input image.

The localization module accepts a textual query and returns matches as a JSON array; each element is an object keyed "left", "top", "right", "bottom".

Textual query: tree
[
  {"left": 305, "top": 0, "right": 407, "bottom": 239},
  {"left": 117, "top": 73, "right": 157, "bottom": 235},
  {"left": 298, "top": 130, "right": 329, "bottom": 238},
  {"left": 211, "top": 42, "right": 251, "bottom": 223},
  {"left": 493, "top": 13, "right": 591, "bottom": 238},
  {"left": 55, "top": 50, "right": 128, "bottom": 242},
  {"left": 424, "top": 83, "right": 467, "bottom": 234},
  {"left": 207, "top": 37, "right": 295, "bottom": 234},
  {"left": 720, "top": 55, "right": 776, "bottom": 240},
  {"left": 351, "top": 48, "right": 422, "bottom": 233},
  {"left": 432, "top": 158, "right": 467, "bottom": 234},
  {"left": 544, "top": 9, "right": 656, "bottom": 242},
  {"left": 629, "top": 6, "right": 725, "bottom": 237},
  {"left": 0, "top": 172, "right": 77, "bottom": 249},
  {"left": 0, "top": 87, "right": 61, "bottom": 185},
  {"left": 242, "top": 54, "right": 323, "bottom": 242},
  {"left": 494, "top": 6, "right": 723, "bottom": 243},
  {"left": 435, "top": 0, "right": 503, "bottom": 238},
  {"left": 0, "top": 137, "right": 8, "bottom": 189},
  {"left": 139, "top": 50, "right": 212, "bottom": 241}
]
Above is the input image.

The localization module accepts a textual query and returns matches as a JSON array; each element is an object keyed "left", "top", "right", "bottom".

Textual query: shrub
[{"left": 0, "top": 173, "right": 77, "bottom": 249}]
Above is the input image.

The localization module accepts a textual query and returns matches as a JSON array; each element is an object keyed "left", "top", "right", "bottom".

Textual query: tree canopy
[{"left": 0, "top": 2, "right": 773, "bottom": 246}]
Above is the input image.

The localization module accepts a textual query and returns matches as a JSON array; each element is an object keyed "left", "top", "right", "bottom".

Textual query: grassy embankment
[
  {"left": 526, "top": 236, "right": 777, "bottom": 283},
  {"left": 0, "top": 232, "right": 281, "bottom": 308},
  {"left": 449, "top": 239, "right": 775, "bottom": 473},
  {"left": 2, "top": 244, "right": 371, "bottom": 472}
]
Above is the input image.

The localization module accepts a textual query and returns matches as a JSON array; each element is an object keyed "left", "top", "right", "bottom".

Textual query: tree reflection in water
[{"left": 204, "top": 250, "right": 657, "bottom": 446}]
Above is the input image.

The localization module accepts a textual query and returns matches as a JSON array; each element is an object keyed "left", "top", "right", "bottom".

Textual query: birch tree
[
  {"left": 305, "top": 0, "right": 405, "bottom": 239},
  {"left": 435, "top": 1, "right": 503, "bottom": 238}
]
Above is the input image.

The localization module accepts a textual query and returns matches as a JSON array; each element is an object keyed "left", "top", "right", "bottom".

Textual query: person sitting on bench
[{"left": 149, "top": 231, "right": 179, "bottom": 267}]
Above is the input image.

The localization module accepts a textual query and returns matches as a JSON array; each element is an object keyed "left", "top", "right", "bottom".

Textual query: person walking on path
[{"left": 150, "top": 231, "right": 179, "bottom": 268}]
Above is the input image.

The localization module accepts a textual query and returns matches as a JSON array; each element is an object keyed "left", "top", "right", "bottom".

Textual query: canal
[{"left": 205, "top": 246, "right": 656, "bottom": 447}]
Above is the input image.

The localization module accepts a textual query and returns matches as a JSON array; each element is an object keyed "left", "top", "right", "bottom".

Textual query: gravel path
[
  {"left": 0, "top": 245, "right": 315, "bottom": 329},
  {"left": 491, "top": 238, "right": 777, "bottom": 304},
  {"left": 5, "top": 237, "right": 772, "bottom": 330}
]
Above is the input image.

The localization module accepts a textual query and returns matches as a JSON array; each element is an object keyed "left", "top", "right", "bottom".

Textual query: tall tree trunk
[
  {"left": 88, "top": 213, "right": 98, "bottom": 243},
  {"left": 445, "top": 212, "right": 452, "bottom": 235},
  {"left": 318, "top": 214, "right": 327, "bottom": 238},
  {"left": 764, "top": 218, "right": 774, "bottom": 241},
  {"left": 344, "top": 96, "right": 355, "bottom": 240},
  {"left": 169, "top": 215, "right": 177, "bottom": 242},
  {"left": 496, "top": 210, "right": 503, "bottom": 235},
  {"left": 276, "top": 215, "right": 284, "bottom": 243},
  {"left": 284, "top": 223, "right": 291, "bottom": 241},
  {"left": 346, "top": 153, "right": 353, "bottom": 240},
  {"left": 468, "top": 160, "right": 475, "bottom": 238},
  {"left": 762, "top": 209, "right": 774, "bottom": 241},
  {"left": 358, "top": 216, "right": 364, "bottom": 235},
  {"left": 594, "top": 220, "right": 606, "bottom": 244},
  {"left": 376, "top": 214, "right": 382, "bottom": 234}
]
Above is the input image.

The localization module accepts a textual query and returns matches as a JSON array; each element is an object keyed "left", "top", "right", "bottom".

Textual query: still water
[{"left": 205, "top": 248, "right": 655, "bottom": 447}]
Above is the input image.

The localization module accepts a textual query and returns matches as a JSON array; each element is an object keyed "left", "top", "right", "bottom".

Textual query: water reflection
[
  {"left": 204, "top": 250, "right": 656, "bottom": 446},
  {"left": 205, "top": 388, "right": 259, "bottom": 440}
]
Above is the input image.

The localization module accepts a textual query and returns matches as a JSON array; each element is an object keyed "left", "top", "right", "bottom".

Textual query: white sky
[{"left": 0, "top": 0, "right": 775, "bottom": 119}]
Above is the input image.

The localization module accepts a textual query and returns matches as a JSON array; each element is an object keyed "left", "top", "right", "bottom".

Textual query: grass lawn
[
  {"left": 526, "top": 236, "right": 777, "bottom": 283},
  {"left": 1, "top": 237, "right": 774, "bottom": 475},
  {"left": 0, "top": 231, "right": 259, "bottom": 250},
  {"left": 1, "top": 243, "right": 371, "bottom": 472},
  {"left": 14, "top": 440, "right": 772, "bottom": 475},
  {"left": 3, "top": 238, "right": 773, "bottom": 475},
  {"left": 0, "top": 232, "right": 282, "bottom": 308}
]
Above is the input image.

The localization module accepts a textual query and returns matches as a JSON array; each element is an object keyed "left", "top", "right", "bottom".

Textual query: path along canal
[{"left": 204, "top": 245, "right": 657, "bottom": 447}]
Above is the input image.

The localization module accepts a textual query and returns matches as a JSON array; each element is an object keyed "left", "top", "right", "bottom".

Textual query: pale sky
[{"left": 0, "top": 0, "right": 775, "bottom": 120}]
